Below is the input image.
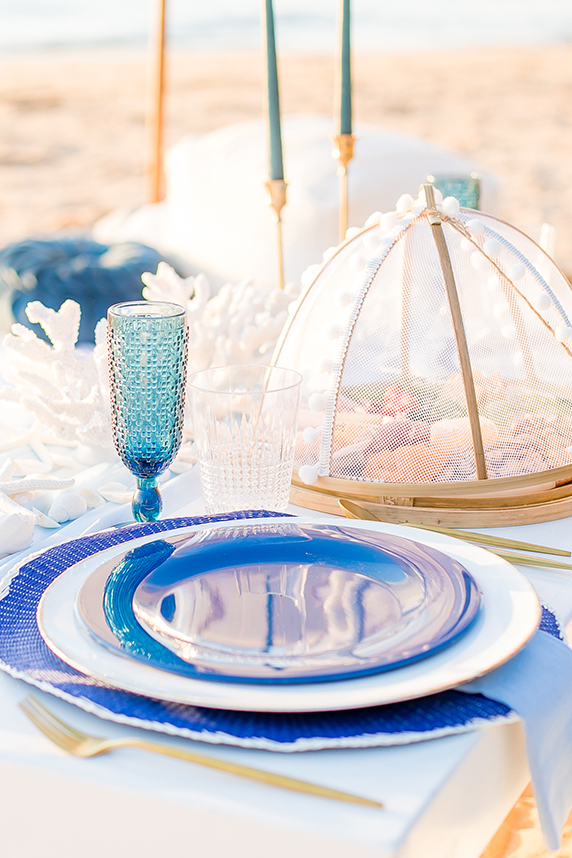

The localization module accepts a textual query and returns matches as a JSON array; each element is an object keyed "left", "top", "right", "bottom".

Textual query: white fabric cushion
[{"left": 94, "top": 115, "right": 499, "bottom": 290}]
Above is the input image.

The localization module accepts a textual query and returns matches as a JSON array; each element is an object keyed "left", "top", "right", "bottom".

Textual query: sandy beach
[{"left": 1, "top": 45, "right": 572, "bottom": 275}]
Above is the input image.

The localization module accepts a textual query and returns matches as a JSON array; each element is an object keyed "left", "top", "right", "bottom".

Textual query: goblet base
[{"left": 132, "top": 477, "right": 162, "bottom": 522}]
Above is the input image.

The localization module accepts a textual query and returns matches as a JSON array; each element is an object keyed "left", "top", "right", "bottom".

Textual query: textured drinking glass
[
  {"left": 189, "top": 365, "right": 302, "bottom": 514},
  {"left": 427, "top": 173, "right": 481, "bottom": 210},
  {"left": 107, "top": 301, "right": 188, "bottom": 522}
]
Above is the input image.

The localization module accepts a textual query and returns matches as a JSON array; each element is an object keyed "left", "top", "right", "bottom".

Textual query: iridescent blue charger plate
[{"left": 76, "top": 520, "right": 481, "bottom": 684}]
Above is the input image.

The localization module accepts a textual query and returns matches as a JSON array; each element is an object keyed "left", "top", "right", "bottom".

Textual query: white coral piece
[
  {"left": 26, "top": 300, "right": 81, "bottom": 351},
  {"left": 141, "top": 263, "right": 299, "bottom": 375},
  {"left": 0, "top": 300, "right": 113, "bottom": 452}
]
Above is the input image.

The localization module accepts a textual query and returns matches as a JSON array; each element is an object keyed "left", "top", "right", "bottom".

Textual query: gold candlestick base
[
  {"left": 332, "top": 133, "right": 355, "bottom": 241},
  {"left": 265, "top": 179, "right": 288, "bottom": 290},
  {"left": 332, "top": 133, "right": 355, "bottom": 169}
]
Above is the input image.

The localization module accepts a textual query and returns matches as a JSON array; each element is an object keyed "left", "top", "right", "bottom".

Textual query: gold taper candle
[{"left": 149, "top": 0, "right": 166, "bottom": 203}]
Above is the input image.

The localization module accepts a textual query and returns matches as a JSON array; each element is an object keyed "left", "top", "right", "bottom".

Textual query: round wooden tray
[{"left": 291, "top": 464, "right": 572, "bottom": 527}]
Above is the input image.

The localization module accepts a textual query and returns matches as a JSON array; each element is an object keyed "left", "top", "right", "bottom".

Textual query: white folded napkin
[{"left": 462, "top": 625, "right": 572, "bottom": 850}]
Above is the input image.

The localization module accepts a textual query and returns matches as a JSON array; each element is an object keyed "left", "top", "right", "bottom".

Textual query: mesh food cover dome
[{"left": 273, "top": 185, "right": 572, "bottom": 525}]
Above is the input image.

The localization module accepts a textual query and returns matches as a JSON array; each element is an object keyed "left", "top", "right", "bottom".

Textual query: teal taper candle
[
  {"left": 262, "top": 0, "right": 284, "bottom": 181},
  {"left": 339, "top": 0, "right": 352, "bottom": 135}
]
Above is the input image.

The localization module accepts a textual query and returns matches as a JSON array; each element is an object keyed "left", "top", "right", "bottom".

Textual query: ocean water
[{"left": 1, "top": 0, "right": 572, "bottom": 54}]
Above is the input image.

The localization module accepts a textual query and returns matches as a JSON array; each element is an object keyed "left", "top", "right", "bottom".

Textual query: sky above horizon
[
  {"left": 1, "top": 0, "right": 572, "bottom": 54},
  {"left": 0, "top": 0, "right": 572, "bottom": 53}
]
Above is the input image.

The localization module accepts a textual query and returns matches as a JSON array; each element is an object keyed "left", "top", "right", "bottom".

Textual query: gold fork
[{"left": 19, "top": 695, "right": 382, "bottom": 809}]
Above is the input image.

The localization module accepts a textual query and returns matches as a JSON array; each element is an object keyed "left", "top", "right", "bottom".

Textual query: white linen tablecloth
[{"left": 2, "top": 467, "right": 572, "bottom": 858}]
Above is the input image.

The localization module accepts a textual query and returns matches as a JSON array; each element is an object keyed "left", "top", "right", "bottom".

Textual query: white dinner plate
[{"left": 37, "top": 516, "right": 541, "bottom": 713}]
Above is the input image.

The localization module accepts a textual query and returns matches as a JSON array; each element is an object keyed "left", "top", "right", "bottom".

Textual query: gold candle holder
[
  {"left": 265, "top": 179, "right": 288, "bottom": 290},
  {"left": 332, "top": 133, "right": 355, "bottom": 242}
]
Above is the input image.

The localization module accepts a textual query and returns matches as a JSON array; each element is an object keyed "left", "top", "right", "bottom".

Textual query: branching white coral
[
  {"left": 0, "top": 300, "right": 113, "bottom": 452},
  {"left": 0, "top": 267, "right": 299, "bottom": 453},
  {"left": 141, "top": 262, "right": 299, "bottom": 374}
]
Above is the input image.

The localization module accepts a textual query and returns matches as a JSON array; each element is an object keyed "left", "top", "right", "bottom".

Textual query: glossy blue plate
[{"left": 94, "top": 520, "right": 481, "bottom": 684}]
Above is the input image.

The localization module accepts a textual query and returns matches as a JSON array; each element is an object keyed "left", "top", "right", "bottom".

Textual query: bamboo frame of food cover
[
  {"left": 287, "top": 184, "right": 572, "bottom": 527},
  {"left": 290, "top": 476, "right": 572, "bottom": 527}
]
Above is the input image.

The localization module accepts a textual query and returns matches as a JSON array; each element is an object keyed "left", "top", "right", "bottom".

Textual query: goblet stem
[{"left": 133, "top": 477, "right": 162, "bottom": 522}]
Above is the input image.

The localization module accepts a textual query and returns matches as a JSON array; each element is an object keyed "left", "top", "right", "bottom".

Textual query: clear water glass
[
  {"left": 189, "top": 365, "right": 302, "bottom": 514},
  {"left": 107, "top": 301, "right": 188, "bottom": 522},
  {"left": 426, "top": 172, "right": 481, "bottom": 210}
]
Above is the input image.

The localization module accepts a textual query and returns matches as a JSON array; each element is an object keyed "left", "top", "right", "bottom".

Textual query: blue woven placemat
[{"left": 0, "top": 510, "right": 550, "bottom": 752}]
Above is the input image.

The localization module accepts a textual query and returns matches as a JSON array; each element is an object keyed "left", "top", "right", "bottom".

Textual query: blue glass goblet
[{"left": 107, "top": 301, "right": 188, "bottom": 522}]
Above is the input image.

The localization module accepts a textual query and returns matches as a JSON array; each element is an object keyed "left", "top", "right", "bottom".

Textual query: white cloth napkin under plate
[{"left": 462, "top": 626, "right": 572, "bottom": 850}]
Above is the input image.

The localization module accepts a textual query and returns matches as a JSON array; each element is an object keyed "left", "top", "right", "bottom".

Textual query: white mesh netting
[{"left": 273, "top": 193, "right": 572, "bottom": 487}]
